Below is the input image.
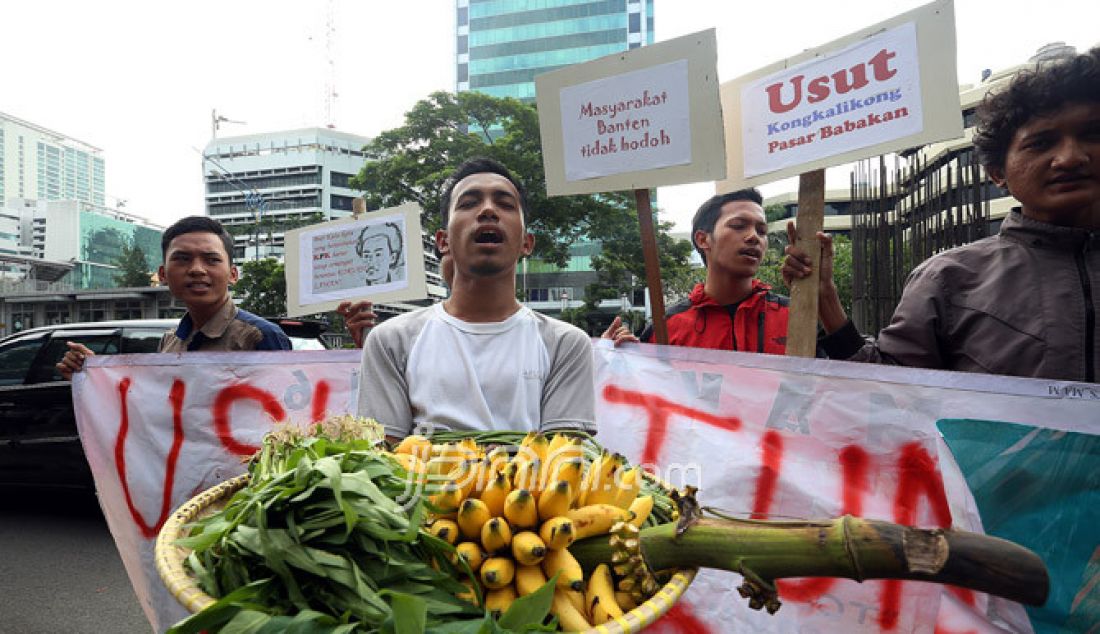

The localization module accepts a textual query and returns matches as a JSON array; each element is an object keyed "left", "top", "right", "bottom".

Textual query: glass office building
[
  {"left": 0, "top": 110, "right": 106, "bottom": 207},
  {"left": 456, "top": 0, "right": 655, "bottom": 102},
  {"left": 75, "top": 209, "right": 161, "bottom": 289}
]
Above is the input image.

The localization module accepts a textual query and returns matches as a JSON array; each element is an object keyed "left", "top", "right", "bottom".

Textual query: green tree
[
  {"left": 764, "top": 203, "right": 788, "bottom": 224},
  {"left": 756, "top": 233, "right": 854, "bottom": 315},
  {"left": 350, "top": 91, "right": 692, "bottom": 286},
  {"left": 112, "top": 239, "right": 153, "bottom": 287},
  {"left": 584, "top": 201, "right": 696, "bottom": 305},
  {"left": 235, "top": 258, "right": 287, "bottom": 317}
]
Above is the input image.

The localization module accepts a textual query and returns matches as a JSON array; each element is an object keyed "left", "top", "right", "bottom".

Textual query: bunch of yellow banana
[{"left": 391, "top": 432, "right": 657, "bottom": 631}]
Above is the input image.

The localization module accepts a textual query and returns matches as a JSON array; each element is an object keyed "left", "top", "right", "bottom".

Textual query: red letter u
[{"left": 765, "top": 75, "right": 804, "bottom": 114}]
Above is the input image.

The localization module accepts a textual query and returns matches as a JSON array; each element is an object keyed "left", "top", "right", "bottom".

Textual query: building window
[
  {"left": 45, "top": 303, "right": 71, "bottom": 325},
  {"left": 628, "top": 12, "right": 640, "bottom": 32},
  {"left": 962, "top": 108, "right": 978, "bottom": 128},
  {"left": 10, "top": 303, "right": 34, "bottom": 332},
  {"left": 330, "top": 194, "right": 355, "bottom": 211},
  {"left": 78, "top": 301, "right": 108, "bottom": 323},
  {"left": 330, "top": 171, "right": 355, "bottom": 188},
  {"left": 527, "top": 288, "right": 549, "bottom": 302},
  {"left": 458, "top": 63, "right": 469, "bottom": 82},
  {"left": 457, "top": 35, "right": 469, "bottom": 55},
  {"left": 114, "top": 300, "right": 144, "bottom": 320}
]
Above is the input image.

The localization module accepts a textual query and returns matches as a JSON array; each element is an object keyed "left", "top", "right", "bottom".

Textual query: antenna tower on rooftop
[{"left": 324, "top": 0, "right": 337, "bottom": 129}]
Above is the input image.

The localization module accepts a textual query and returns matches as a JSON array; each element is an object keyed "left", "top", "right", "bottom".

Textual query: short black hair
[
  {"left": 974, "top": 47, "right": 1100, "bottom": 172},
  {"left": 356, "top": 221, "right": 404, "bottom": 267},
  {"left": 160, "top": 216, "right": 235, "bottom": 264},
  {"left": 438, "top": 157, "right": 529, "bottom": 226},
  {"left": 691, "top": 188, "right": 764, "bottom": 266}
]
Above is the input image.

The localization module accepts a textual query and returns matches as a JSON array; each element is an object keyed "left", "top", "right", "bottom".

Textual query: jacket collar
[
  {"left": 689, "top": 279, "right": 772, "bottom": 308},
  {"left": 174, "top": 297, "right": 238, "bottom": 342},
  {"left": 1001, "top": 208, "right": 1099, "bottom": 251}
]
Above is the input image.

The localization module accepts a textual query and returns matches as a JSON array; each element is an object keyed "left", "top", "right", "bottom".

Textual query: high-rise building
[
  {"left": 455, "top": 0, "right": 656, "bottom": 329},
  {"left": 457, "top": 0, "right": 655, "bottom": 102},
  {"left": 0, "top": 111, "right": 106, "bottom": 207},
  {"left": 202, "top": 128, "right": 371, "bottom": 260}
]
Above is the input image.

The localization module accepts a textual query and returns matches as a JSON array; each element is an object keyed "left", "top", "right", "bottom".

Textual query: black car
[{"left": 0, "top": 318, "right": 328, "bottom": 489}]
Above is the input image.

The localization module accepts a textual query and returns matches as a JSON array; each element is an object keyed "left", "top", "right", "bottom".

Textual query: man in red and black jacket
[{"left": 607, "top": 188, "right": 798, "bottom": 355}]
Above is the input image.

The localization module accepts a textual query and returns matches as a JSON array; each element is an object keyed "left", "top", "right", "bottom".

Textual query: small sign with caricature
[{"left": 284, "top": 202, "right": 427, "bottom": 317}]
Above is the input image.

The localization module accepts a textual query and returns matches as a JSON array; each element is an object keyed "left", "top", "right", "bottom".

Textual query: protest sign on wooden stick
[{"left": 536, "top": 30, "right": 725, "bottom": 341}]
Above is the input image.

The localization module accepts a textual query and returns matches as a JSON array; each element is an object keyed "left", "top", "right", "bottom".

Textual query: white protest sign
[
  {"left": 284, "top": 203, "right": 427, "bottom": 317},
  {"left": 73, "top": 345, "right": 1096, "bottom": 632},
  {"left": 717, "top": 0, "right": 962, "bottom": 191},
  {"left": 537, "top": 29, "right": 725, "bottom": 196},
  {"left": 742, "top": 23, "right": 923, "bottom": 178},
  {"left": 559, "top": 60, "right": 691, "bottom": 181}
]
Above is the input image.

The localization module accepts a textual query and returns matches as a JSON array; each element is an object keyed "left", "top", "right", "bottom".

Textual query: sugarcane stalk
[{"left": 569, "top": 515, "right": 1049, "bottom": 608}]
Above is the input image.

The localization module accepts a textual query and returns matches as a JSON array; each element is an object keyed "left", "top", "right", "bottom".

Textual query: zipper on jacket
[
  {"left": 726, "top": 304, "right": 738, "bottom": 351},
  {"left": 758, "top": 312, "right": 766, "bottom": 353},
  {"left": 1076, "top": 240, "right": 1095, "bottom": 382}
]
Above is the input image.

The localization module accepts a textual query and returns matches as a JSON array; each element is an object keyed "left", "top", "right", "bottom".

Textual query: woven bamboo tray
[{"left": 156, "top": 473, "right": 696, "bottom": 633}]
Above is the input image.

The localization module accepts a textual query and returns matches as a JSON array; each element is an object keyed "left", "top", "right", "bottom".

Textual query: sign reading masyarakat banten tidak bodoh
[
  {"left": 537, "top": 29, "right": 725, "bottom": 196},
  {"left": 717, "top": 0, "right": 962, "bottom": 191},
  {"left": 742, "top": 23, "right": 922, "bottom": 178},
  {"left": 560, "top": 60, "right": 691, "bottom": 181}
]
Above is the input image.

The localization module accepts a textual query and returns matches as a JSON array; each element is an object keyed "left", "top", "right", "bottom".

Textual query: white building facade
[
  {"left": 202, "top": 128, "right": 371, "bottom": 260},
  {"left": 0, "top": 198, "right": 162, "bottom": 290},
  {"left": 0, "top": 111, "right": 106, "bottom": 207}
]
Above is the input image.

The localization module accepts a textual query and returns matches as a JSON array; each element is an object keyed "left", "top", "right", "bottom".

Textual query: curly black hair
[{"left": 973, "top": 47, "right": 1100, "bottom": 171}]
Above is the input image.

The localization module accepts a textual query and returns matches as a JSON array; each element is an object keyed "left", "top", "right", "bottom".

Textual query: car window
[
  {"left": 31, "top": 334, "right": 122, "bottom": 383},
  {"left": 123, "top": 329, "right": 168, "bottom": 353},
  {"left": 0, "top": 335, "right": 47, "bottom": 386},
  {"left": 290, "top": 336, "right": 327, "bottom": 351}
]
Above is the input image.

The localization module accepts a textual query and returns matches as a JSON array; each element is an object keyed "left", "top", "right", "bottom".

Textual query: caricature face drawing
[
  {"left": 362, "top": 234, "right": 392, "bottom": 284},
  {"left": 356, "top": 221, "right": 405, "bottom": 286}
]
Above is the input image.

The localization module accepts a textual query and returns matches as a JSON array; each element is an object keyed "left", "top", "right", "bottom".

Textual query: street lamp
[{"left": 560, "top": 290, "right": 570, "bottom": 314}]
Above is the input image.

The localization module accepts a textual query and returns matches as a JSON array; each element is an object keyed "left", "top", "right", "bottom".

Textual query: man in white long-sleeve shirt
[{"left": 357, "top": 158, "right": 596, "bottom": 440}]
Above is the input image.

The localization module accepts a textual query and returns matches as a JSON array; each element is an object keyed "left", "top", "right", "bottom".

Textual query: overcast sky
[{"left": 2, "top": 0, "right": 1096, "bottom": 232}]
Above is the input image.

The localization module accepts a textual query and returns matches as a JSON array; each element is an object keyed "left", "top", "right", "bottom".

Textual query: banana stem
[{"left": 569, "top": 516, "right": 1049, "bottom": 607}]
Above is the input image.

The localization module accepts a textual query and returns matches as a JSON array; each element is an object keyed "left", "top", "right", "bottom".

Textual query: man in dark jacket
[
  {"left": 606, "top": 188, "right": 794, "bottom": 354},
  {"left": 784, "top": 47, "right": 1099, "bottom": 381}
]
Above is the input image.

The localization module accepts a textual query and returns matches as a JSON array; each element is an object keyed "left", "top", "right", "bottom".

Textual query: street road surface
[{"left": 0, "top": 487, "right": 149, "bottom": 633}]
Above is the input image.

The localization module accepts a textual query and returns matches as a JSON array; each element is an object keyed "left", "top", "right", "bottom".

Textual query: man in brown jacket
[{"left": 783, "top": 47, "right": 1099, "bottom": 382}]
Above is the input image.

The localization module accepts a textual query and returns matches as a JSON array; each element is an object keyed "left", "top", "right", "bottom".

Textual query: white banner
[{"left": 74, "top": 343, "right": 1098, "bottom": 632}]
